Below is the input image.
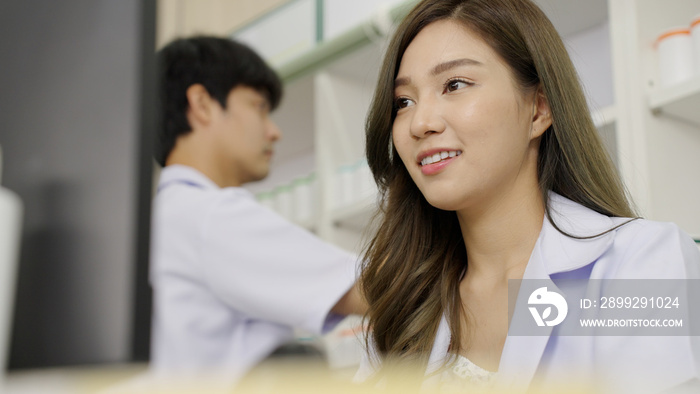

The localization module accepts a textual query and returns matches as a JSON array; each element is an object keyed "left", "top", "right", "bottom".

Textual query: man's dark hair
[{"left": 156, "top": 36, "right": 283, "bottom": 166}]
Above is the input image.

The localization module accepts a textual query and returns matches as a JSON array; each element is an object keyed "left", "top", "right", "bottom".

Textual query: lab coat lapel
[
  {"left": 495, "top": 237, "right": 556, "bottom": 392},
  {"left": 496, "top": 193, "right": 616, "bottom": 391}
]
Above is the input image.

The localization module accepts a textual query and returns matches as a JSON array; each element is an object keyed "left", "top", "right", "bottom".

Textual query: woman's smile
[{"left": 417, "top": 148, "right": 463, "bottom": 175}]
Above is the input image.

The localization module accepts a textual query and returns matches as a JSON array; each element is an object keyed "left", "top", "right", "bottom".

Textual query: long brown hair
[{"left": 361, "top": 0, "right": 635, "bottom": 374}]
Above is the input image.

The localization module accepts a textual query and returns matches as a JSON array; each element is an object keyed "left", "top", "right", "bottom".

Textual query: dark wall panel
[{"left": 0, "top": 0, "right": 155, "bottom": 368}]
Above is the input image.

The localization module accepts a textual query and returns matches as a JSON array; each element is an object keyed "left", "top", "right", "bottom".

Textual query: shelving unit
[
  {"left": 592, "top": 105, "right": 617, "bottom": 129},
  {"left": 331, "top": 194, "right": 377, "bottom": 231},
  {"left": 649, "top": 76, "right": 700, "bottom": 126},
  {"left": 592, "top": 105, "right": 619, "bottom": 169},
  {"left": 610, "top": 0, "right": 700, "bottom": 236}
]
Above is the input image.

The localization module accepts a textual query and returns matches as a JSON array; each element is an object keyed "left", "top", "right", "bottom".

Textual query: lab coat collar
[
  {"left": 425, "top": 192, "right": 617, "bottom": 391},
  {"left": 158, "top": 164, "right": 222, "bottom": 191},
  {"left": 538, "top": 192, "right": 616, "bottom": 275}
]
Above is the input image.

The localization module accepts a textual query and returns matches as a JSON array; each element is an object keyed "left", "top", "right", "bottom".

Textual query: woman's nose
[{"left": 409, "top": 97, "right": 446, "bottom": 139}]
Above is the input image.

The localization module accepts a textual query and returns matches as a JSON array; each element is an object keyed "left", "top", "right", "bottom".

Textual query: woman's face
[{"left": 392, "top": 19, "right": 550, "bottom": 212}]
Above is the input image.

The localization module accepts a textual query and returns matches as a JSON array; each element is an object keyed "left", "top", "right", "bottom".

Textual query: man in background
[{"left": 150, "top": 36, "right": 366, "bottom": 385}]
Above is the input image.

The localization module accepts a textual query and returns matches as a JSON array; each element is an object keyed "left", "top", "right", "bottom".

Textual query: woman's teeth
[{"left": 420, "top": 150, "right": 462, "bottom": 166}]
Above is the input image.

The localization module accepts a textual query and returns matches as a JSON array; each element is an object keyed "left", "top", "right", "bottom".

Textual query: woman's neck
[{"left": 457, "top": 186, "right": 545, "bottom": 283}]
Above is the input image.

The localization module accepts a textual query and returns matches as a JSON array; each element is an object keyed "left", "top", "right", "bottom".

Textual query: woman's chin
[{"left": 423, "top": 194, "right": 466, "bottom": 212}]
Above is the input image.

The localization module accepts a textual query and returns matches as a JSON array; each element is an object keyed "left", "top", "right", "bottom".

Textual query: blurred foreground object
[{"left": 0, "top": 146, "right": 23, "bottom": 389}]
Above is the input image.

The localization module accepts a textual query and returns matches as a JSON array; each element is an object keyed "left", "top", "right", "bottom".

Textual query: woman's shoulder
[
  {"left": 611, "top": 215, "right": 680, "bottom": 235},
  {"left": 610, "top": 216, "right": 693, "bottom": 250},
  {"left": 603, "top": 217, "right": 700, "bottom": 279}
]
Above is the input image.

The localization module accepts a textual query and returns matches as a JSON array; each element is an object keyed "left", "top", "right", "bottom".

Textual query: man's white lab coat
[{"left": 150, "top": 165, "right": 357, "bottom": 384}]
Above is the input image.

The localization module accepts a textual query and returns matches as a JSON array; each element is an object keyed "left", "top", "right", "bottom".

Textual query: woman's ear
[
  {"left": 530, "top": 87, "right": 552, "bottom": 140},
  {"left": 185, "top": 84, "right": 216, "bottom": 129}
]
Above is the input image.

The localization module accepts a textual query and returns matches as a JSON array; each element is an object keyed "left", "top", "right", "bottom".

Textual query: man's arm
[{"left": 330, "top": 283, "right": 368, "bottom": 316}]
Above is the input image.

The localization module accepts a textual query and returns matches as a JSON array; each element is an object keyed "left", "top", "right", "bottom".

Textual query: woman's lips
[
  {"left": 420, "top": 155, "right": 457, "bottom": 175},
  {"left": 418, "top": 149, "right": 461, "bottom": 175}
]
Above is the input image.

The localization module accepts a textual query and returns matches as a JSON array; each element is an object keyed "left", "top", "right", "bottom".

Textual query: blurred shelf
[
  {"left": 330, "top": 194, "right": 378, "bottom": 231},
  {"left": 275, "top": 1, "right": 416, "bottom": 82},
  {"left": 649, "top": 76, "right": 700, "bottom": 126},
  {"left": 246, "top": 0, "right": 610, "bottom": 83},
  {"left": 592, "top": 105, "right": 616, "bottom": 129},
  {"left": 292, "top": 217, "right": 316, "bottom": 232}
]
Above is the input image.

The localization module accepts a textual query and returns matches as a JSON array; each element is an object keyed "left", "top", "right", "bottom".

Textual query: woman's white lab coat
[{"left": 357, "top": 193, "right": 700, "bottom": 393}]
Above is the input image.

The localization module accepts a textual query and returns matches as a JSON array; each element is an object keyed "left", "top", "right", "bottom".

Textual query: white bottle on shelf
[
  {"left": 692, "top": 15, "right": 700, "bottom": 74},
  {"left": 656, "top": 27, "right": 694, "bottom": 88}
]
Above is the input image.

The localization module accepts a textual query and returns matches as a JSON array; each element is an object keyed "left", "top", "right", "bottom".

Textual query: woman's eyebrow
[
  {"left": 431, "top": 58, "right": 482, "bottom": 76},
  {"left": 394, "top": 58, "right": 483, "bottom": 89},
  {"left": 394, "top": 76, "right": 411, "bottom": 89}
]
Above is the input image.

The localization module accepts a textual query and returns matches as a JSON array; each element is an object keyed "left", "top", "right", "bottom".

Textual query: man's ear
[
  {"left": 185, "top": 84, "right": 216, "bottom": 129},
  {"left": 530, "top": 87, "right": 552, "bottom": 140}
]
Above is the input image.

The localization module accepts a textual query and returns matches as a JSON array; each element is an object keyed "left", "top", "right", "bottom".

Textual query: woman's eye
[
  {"left": 444, "top": 79, "right": 470, "bottom": 93},
  {"left": 394, "top": 97, "right": 414, "bottom": 110}
]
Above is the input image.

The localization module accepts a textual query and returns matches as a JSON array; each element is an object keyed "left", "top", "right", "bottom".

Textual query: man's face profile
[{"left": 211, "top": 85, "right": 281, "bottom": 185}]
